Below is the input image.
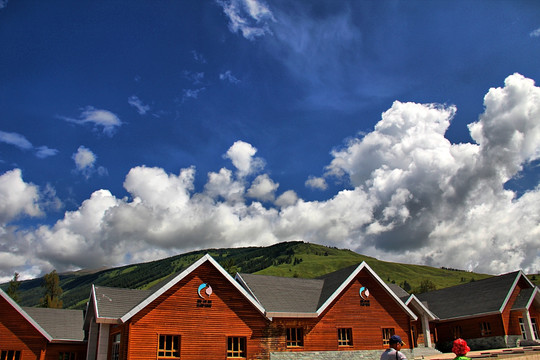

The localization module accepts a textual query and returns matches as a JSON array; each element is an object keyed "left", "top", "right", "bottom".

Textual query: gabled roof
[
  {"left": 512, "top": 287, "right": 540, "bottom": 311},
  {"left": 23, "top": 307, "right": 85, "bottom": 342},
  {"left": 416, "top": 270, "right": 534, "bottom": 321},
  {"left": 237, "top": 261, "right": 417, "bottom": 320},
  {"left": 0, "top": 288, "right": 84, "bottom": 343},
  {"left": 386, "top": 283, "right": 438, "bottom": 321},
  {"left": 85, "top": 254, "right": 267, "bottom": 325}
]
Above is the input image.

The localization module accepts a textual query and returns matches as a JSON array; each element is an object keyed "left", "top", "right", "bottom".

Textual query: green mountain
[{"left": 0, "top": 241, "right": 498, "bottom": 309}]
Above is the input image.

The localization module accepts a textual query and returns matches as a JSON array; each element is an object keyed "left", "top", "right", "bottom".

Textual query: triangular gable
[
  {"left": 0, "top": 288, "right": 53, "bottom": 342},
  {"left": 316, "top": 261, "right": 418, "bottom": 320},
  {"left": 120, "top": 254, "right": 267, "bottom": 323},
  {"left": 499, "top": 270, "right": 535, "bottom": 313},
  {"left": 511, "top": 287, "right": 540, "bottom": 311}
]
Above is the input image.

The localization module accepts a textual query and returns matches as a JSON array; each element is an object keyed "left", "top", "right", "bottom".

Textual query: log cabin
[
  {"left": 83, "top": 254, "right": 417, "bottom": 360},
  {"left": 415, "top": 270, "right": 540, "bottom": 351},
  {"left": 0, "top": 288, "right": 86, "bottom": 360}
]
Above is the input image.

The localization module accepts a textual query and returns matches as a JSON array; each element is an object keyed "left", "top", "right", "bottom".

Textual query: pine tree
[
  {"left": 6, "top": 272, "right": 21, "bottom": 303},
  {"left": 40, "top": 270, "right": 63, "bottom": 308}
]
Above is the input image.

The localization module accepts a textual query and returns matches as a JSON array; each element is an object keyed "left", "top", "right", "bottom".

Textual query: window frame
[
  {"left": 286, "top": 327, "right": 304, "bottom": 348},
  {"left": 157, "top": 334, "right": 180, "bottom": 360},
  {"left": 110, "top": 332, "right": 121, "bottom": 360},
  {"left": 0, "top": 351, "right": 21, "bottom": 360},
  {"left": 227, "top": 336, "right": 247, "bottom": 359},
  {"left": 532, "top": 318, "right": 539, "bottom": 340},
  {"left": 337, "top": 328, "right": 353, "bottom": 347},
  {"left": 452, "top": 325, "right": 462, "bottom": 340},
  {"left": 480, "top": 321, "right": 492, "bottom": 336},
  {"left": 382, "top": 328, "right": 395, "bottom": 346}
]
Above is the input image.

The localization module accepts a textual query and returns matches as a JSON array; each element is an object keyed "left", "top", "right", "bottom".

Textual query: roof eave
[
  {"left": 435, "top": 310, "right": 501, "bottom": 322},
  {"left": 266, "top": 311, "right": 319, "bottom": 318}
]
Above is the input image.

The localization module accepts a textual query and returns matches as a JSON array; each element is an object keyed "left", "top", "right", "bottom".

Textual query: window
[
  {"left": 480, "top": 322, "right": 491, "bottom": 336},
  {"left": 58, "top": 353, "right": 76, "bottom": 360},
  {"left": 286, "top": 327, "right": 304, "bottom": 347},
  {"left": 111, "top": 333, "right": 121, "bottom": 360},
  {"left": 227, "top": 337, "right": 246, "bottom": 358},
  {"left": 532, "top": 318, "right": 539, "bottom": 340},
  {"left": 0, "top": 351, "right": 21, "bottom": 360},
  {"left": 519, "top": 318, "right": 527, "bottom": 340},
  {"left": 382, "top": 328, "right": 395, "bottom": 346},
  {"left": 158, "top": 335, "right": 180, "bottom": 359},
  {"left": 452, "top": 326, "right": 462, "bottom": 339},
  {"left": 338, "top": 328, "right": 353, "bottom": 346}
]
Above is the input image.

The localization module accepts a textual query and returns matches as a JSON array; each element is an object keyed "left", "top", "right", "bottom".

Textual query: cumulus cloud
[
  {"left": 224, "top": 140, "right": 265, "bottom": 177},
  {"left": 0, "top": 169, "right": 42, "bottom": 225},
  {"left": 72, "top": 146, "right": 107, "bottom": 179},
  {"left": 305, "top": 176, "right": 328, "bottom": 191},
  {"left": 59, "top": 107, "right": 122, "bottom": 136},
  {"left": 128, "top": 95, "right": 150, "bottom": 115},
  {"left": 530, "top": 28, "right": 540, "bottom": 38},
  {"left": 216, "top": 0, "right": 275, "bottom": 40},
  {"left": 0, "top": 130, "right": 58, "bottom": 158},
  {"left": 3, "top": 73, "right": 540, "bottom": 280}
]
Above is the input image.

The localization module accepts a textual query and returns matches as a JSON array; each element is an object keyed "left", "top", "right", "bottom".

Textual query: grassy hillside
[{"left": 0, "top": 241, "right": 497, "bottom": 309}]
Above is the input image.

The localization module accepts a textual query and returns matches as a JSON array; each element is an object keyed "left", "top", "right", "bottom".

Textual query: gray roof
[
  {"left": 23, "top": 307, "right": 85, "bottom": 341},
  {"left": 239, "top": 263, "right": 363, "bottom": 314},
  {"left": 387, "top": 283, "right": 410, "bottom": 301},
  {"left": 239, "top": 273, "right": 324, "bottom": 313},
  {"left": 416, "top": 271, "right": 520, "bottom": 320},
  {"left": 94, "top": 286, "right": 153, "bottom": 318},
  {"left": 512, "top": 287, "right": 535, "bottom": 310}
]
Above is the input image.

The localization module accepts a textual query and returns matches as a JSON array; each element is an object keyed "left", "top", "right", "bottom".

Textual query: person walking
[{"left": 381, "top": 335, "right": 407, "bottom": 360}]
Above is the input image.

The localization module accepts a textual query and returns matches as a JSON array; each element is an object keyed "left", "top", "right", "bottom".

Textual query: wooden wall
[
  {"left": 120, "top": 262, "right": 271, "bottom": 360},
  {"left": 0, "top": 295, "right": 47, "bottom": 360},
  {"left": 268, "top": 269, "right": 413, "bottom": 353}
]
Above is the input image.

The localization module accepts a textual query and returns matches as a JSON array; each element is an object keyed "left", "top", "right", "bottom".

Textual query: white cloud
[
  {"left": 305, "top": 176, "right": 328, "bottom": 191},
  {"left": 224, "top": 140, "right": 265, "bottom": 177},
  {"left": 0, "top": 131, "right": 58, "bottom": 158},
  {"left": 72, "top": 146, "right": 107, "bottom": 179},
  {"left": 0, "top": 0, "right": 7, "bottom": 10},
  {"left": 220, "top": 70, "right": 241, "bottom": 84},
  {"left": 59, "top": 107, "right": 122, "bottom": 136},
  {"left": 3, "top": 73, "right": 540, "bottom": 280},
  {"left": 216, "top": 0, "right": 275, "bottom": 40},
  {"left": 530, "top": 28, "right": 540, "bottom": 38},
  {"left": 191, "top": 50, "right": 207, "bottom": 64},
  {"left": 247, "top": 174, "right": 279, "bottom": 201},
  {"left": 128, "top": 95, "right": 150, "bottom": 115},
  {"left": 0, "top": 169, "right": 42, "bottom": 225}
]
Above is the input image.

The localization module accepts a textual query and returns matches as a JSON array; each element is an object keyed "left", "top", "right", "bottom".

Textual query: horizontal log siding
[
  {"left": 436, "top": 313, "right": 505, "bottom": 342},
  {"left": 270, "top": 270, "right": 412, "bottom": 353},
  {"left": 124, "top": 262, "right": 270, "bottom": 360},
  {"left": 0, "top": 296, "right": 47, "bottom": 360}
]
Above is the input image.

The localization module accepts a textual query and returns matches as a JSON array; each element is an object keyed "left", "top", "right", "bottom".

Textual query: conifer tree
[
  {"left": 40, "top": 270, "right": 63, "bottom": 308},
  {"left": 6, "top": 272, "right": 21, "bottom": 303}
]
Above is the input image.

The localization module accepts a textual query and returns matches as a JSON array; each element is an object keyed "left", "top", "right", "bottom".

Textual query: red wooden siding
[
  {"left": 120, "top": 262, "right": 270, "bottom": 360},
  {"left": 0, "top": 295, "right": 47, "bottom": 360},
  {"left": 267, "top": 269, "right": 412, "bottom": 353}
]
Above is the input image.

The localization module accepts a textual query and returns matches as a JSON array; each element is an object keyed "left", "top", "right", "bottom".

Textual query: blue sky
[{"left": 1, "top": 0, "right": 540, "bottom": 281}]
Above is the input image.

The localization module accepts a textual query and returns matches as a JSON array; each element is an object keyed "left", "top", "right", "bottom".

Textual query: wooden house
[
  {"left": 84, "top": 254, "right": 417, "bottom": 360},
  {"left": 416, "top": 270, "right": 540, "bottom": 351},
  {"left": 0, "top": 288, "right": 86, "bottom": 360}
]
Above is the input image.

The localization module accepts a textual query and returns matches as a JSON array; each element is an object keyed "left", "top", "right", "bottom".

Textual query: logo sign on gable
[
  {"left": 197, "top": 283, "right": 213, "bottom": 308},
  {"left": 359, "top": 286, "right": 371, "bottom": 306}
]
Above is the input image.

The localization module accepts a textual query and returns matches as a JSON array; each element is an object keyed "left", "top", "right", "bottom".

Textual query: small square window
[
  {"left": 158, "top": 335, "right": 180, "bottom": 359},
  {"left": 480, "top": 322, "right": 491, "bottom": 336},
  {"left": 382, "top": 328, "right": 395, "bottom": 346},
  {"left": 286, "top": 327, "right": 304, "bottom": 347},
  {"left": 338, "top": 328, "right": 353, "bottom": 346},
  {"left": 227, "top": 337, "right": 246, "bottom": 358}
]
